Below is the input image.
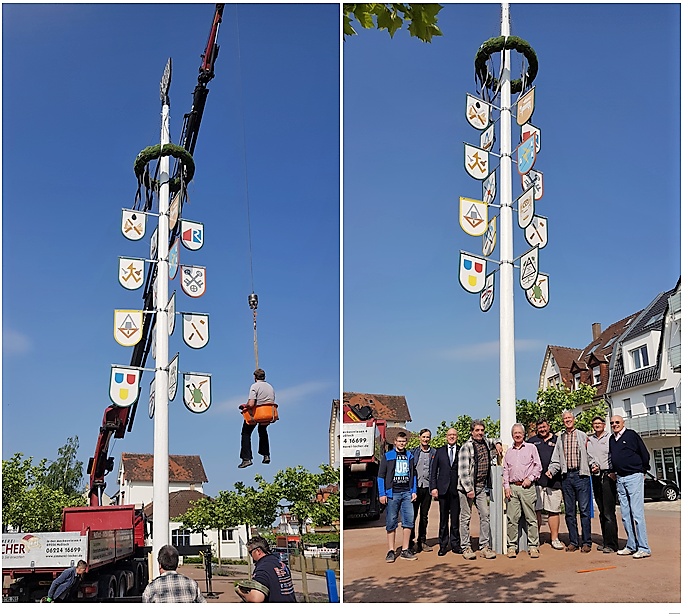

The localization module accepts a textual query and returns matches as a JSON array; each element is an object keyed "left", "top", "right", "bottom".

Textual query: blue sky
[
  {"left": 3, "top": 3, "right": 340, "bottom": 497},
  {"left": 343, "top": 4, "right": 680, "bottom": 432}
]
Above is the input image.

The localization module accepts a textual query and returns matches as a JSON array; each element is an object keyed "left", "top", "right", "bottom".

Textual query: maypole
[{"left": 460, "top": 2, "right": 547, "bottom": 552}]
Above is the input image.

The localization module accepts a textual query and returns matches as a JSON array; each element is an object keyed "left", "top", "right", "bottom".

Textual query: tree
[
  {"left": 45, "top": 436, "right": 83, "bottom": 496},
  {"left": 516, "top": 383, "right": 608, "bottom": 435},
  {"left": 272, "top": 465, "right": 340, "bottom": 603},
  {"left": 2, "top": 452, "right": 85, "bottom": 533},
  {"left": 343, "top": 4, "right": 443, "bottom": 43},
  {"left": 406, "top": 415, "right": 500, "bottom": 449}
]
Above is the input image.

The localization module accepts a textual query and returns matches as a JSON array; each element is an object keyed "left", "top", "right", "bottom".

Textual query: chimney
[{"left": 592, "top": 323, "right": 601, "bottom": 340}]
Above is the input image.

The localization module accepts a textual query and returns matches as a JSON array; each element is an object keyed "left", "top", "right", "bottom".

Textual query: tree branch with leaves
[{"left": 343, "top": 4, "right": 443, "bottom": 42}]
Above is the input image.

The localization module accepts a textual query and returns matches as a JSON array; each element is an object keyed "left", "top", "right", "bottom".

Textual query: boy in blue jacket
[{"left": 378, "top": 431, "right": 418, "bottom": 562}]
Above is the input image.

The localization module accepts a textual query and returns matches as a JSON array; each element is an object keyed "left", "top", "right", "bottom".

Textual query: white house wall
[{"left": 621, "top": 330, "right": 662, "bottom": 375}]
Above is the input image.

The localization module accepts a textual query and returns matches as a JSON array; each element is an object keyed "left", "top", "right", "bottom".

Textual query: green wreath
[
  {"left": 134, "top": 143, "right": 195, "bottom": 192},
  {"left": 474, "top": 35, "right": 538, "bottom": 94}
]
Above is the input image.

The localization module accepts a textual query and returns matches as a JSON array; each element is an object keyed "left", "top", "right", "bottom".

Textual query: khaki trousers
[{"left": 506, "top": 483, "right": 539, "bottom": 549}]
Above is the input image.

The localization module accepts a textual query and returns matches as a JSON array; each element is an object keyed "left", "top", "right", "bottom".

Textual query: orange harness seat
[{"left": 242, "top": 403, "right": 279, "bottom": 425}]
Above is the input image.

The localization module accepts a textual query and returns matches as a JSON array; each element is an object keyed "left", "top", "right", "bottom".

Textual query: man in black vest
[{"left": 429, "top": 428, "right": 461, "bottom": 556}]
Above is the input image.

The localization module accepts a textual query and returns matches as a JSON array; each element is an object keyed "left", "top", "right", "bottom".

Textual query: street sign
[
  {"left": 464, "top": 143, "right": 489, "bottom": 180},
  {"left": 521, "top": 122, "right": 541, "bottom": 153},
  {"left": 517, "top": 186, "right": 535, "bottom": 229},
  {"left": 482, "top": 217, "right": 496, "bottom": 257},
  {"left": 466, "top": 94, "right": 490, "bottom": 129},
  {"left": 516, "top": 86, "right": 535, "bottom": 125},
  {"left": 118, "top": 257, "right": 145, "bottom": 290},
  {"left": 182, "top": 313, "right": 210, "bottom": 349},
  {"left": 459, "top": 197, "right": 488, "bottom": 237},
  {"left": 183, "top": 372, "right": 212, "bottom": 413},
  {"left": 482, "top": 170, "right": 497, "bottom": 204},
  {"left": 519, "top": 245, "right": 540, "bottom": 290},
  {"left": 167, "top": 291, "right": 176, "bottom": 336},
  {"left": 521, "top": 169, "right": 543, "bottom": 200},
  {"left": 121, "top": 209, "right": 146, "bottom": 241},
  {"left": 169, "top": 238, "right": 179, "bottom": 280},
  {"left": 181, "top": 265, "right": 206, "bottom": 298},
  {"left": 109, "top": 366, "right": 140, "bottom": 407},
  {"left": 526, "top": 273, "right": 549, "bottom": 308},
  {"left": 480, "top": 124, "right": 495, "bottom": 151},
  {"left": 517, "top": 134, "right": 537, "bottom": 175},
  {"left": 168, "top": 353, "right": 179, "bottom": 401},
  {"left": 525, "top": 215, "right": 548, "bottom": 249},
  {"left": 181, "top": 219, "right": 204, "bottom": 251},
  {"left": 114, "top": 310, "right": 143, "bottom": 346},
  {"left": 480, "top": 272, "right": 495, "bottom": 312},
  {"left": 459, "top": 252, "right": 487, "bottom": 294}
]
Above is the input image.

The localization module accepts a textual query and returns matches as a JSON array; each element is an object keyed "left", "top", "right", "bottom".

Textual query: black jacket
[{"left": 429, "top": 444, "right": 460, "bottom": 496}]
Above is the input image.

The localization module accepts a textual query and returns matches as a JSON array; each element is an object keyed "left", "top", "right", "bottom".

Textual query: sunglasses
[{"left": 610, "top": 421, "right": 621, "bottom": 425}]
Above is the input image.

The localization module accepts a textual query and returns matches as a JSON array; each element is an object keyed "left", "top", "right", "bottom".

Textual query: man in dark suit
[{"left": 429, "top": 427, "right": 461, "bottom": 556}]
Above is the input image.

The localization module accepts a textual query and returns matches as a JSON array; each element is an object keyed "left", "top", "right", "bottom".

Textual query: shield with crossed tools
[
  {"left": 465, "top": 94, "right": 490, "bottom": 130},
  {"left": 109, "top": 367, "right": 140, "bottom": 407},
  {"left": 118, "top": 257, "right": 144, "bottom": 291},
  {"left": 519, "top": 245, "right": 540, "bottom": 291},
  {"left": 464, "top": 144, "right": 489, "bottom": 180},
  {"left": 482, "top": 170, "right": 496, "bottom": 205},
  {"left": 183, "top": 373, "right": 212, "bottom": 413},
  {"left": 181, "top": 265, "right": 206, "bottom": 298},
  {"left": 182, "top": 313, "right": 210, "bottom": 349},
  {"left": 525, "top": 215, "right": 548, "bottom": 249},
  {"left": 121, "top": 209, "right": 146, "bottom": 241},
  {"left": 526, "top": 273, "right": 549, "bottom": 309},
  {"left": 480, "top": 272, "right": 495, "bottom": 312}
]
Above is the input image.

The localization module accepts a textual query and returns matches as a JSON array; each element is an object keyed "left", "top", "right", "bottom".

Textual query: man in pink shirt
[{"left": 503, "top": 423, "right": 542, "bottom": 558}]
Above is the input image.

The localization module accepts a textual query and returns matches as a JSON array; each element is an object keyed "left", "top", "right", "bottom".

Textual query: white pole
[
  {"left": 152, "top": 74, "right": 171, "bottom": 576},
  {"left": 499, "top": 2, "right": 516, "bottom": 448}
]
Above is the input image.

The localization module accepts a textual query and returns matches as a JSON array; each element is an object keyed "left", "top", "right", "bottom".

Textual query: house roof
[
  {"left": 120, "top": 453, "right": 208, "bottom": 484},
  {"left": 342, "top": 392, "right": 412, "bottom": 423},
  {"left": 145, "top": 489, "right": 211, "bottom": 520},
  {"left": 542, "top": 345, "right": 582, "bottom": 388}
]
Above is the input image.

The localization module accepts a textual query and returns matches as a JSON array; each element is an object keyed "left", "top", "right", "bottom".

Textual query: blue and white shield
[
  {"left": 169, "top": 238, "right": 179, "bottom": 280},
  {"left": 109, "top": 366, "right": 140, "bottom": 407},
  {"left": 517, "top": 134, "right": 537, "bottom": 176},
  {"left": 181, "top": 220, "right": 204, "bottom": 251}
]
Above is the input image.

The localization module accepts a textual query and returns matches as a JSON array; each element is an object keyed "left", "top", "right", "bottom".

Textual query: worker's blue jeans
[
  {"left": 561, "top": 470, "right": 592, "bottom": 547},
  {"left": 616, "top": 472, "right": 650, "bottom": 553}
]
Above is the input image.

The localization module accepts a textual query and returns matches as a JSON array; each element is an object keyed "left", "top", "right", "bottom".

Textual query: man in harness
[{"left": 238, "top": 369, "right": 275, "bottom": 469}]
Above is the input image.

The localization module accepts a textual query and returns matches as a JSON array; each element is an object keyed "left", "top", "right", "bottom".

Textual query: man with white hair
[
  {"left": 546, "top": 411, "right": 597, "bottom": 553},
  {"left": 503, "top": 423, "right": 542, "bottom": 558}
]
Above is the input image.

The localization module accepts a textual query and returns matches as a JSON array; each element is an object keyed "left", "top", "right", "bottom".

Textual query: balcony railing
[
  {"left": 668, "top": 344, "right": 681, "bottom": 370},
  {"left": 625, "top": 411, "right": 681, "bottom": 437}
]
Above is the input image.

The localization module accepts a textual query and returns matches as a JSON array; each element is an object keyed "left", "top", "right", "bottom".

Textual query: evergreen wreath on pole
[
  {"left": 475, "top": 35, "right": 538, "bottom": 94},
  {"left": 134, "top": 143, "right": 195, "bottom": 192}
]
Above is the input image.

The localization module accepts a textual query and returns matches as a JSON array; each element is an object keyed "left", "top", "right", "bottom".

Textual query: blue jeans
[
  {"left": 385, "top": 490, "right": 414, "bottom": 532},
  {"left": 561, "top": 470, "right": 592, "bottom": 546},
  {"left": 616, "top": 472, "right": 650, "bottom": 553}
]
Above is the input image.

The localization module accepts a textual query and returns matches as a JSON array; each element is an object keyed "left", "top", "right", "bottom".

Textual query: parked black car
[{"left": 644, "top": 472, "right": 679, "bottom": 501}]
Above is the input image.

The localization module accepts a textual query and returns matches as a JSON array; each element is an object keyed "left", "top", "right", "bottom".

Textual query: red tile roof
[
  {"left": 121, "top": 453, "right": 208, "bottom": 484},
  {"left": 145, "top": 489, "right": 211, "bottom": 520},
  {"left": 342, "top": 392, "right": 412, "bottom": 423}
]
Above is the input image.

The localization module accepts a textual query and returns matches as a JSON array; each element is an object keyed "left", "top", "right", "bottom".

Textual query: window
[
  {"left": 592, "top": 366, "right": 601, "bottom": 385},
  {"left": 547, "top": 375, "right": 560, "bottom": 388},
  {"left": 631, "top": 345, "right": 649, "bottom": 370},
  {"left": 574, "top": 373, "right": 581, "bottom": 390},
  {"left": 172, "top": 529, "right": 191, "bottom": 547},
  {"left": 623, "top": 398, "right": 632, "bottom": 419},
  {"left": 221, "top": 529, "right": 234, "bottom": 541},
  {"left": 603, "top": 335, "right": 617, "bottom": 349}
]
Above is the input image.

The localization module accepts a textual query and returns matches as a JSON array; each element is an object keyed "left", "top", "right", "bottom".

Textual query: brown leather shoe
[
  {"left": 566, "top": 544, "right": 578, "bottom": 552},
  {"left": 581, "top": 544, "right": 592, "bottom": 553}
]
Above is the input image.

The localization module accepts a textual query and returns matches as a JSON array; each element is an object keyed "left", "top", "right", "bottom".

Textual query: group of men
[{"left": 377, "top": 413, "right": 653, "bottom": 561}]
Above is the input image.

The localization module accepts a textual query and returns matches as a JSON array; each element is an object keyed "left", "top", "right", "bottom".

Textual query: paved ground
[
  {"left": 342, "top": 499, "right": 680, "bottom": 603},
  {"left": 179, "top": 563, "right": 338, "bottom": 603}
]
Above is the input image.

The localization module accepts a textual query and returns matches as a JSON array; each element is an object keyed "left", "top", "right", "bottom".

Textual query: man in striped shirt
[
  {"left": 503, "top": 423, "right": 542, "bottom": 558},
  {"left": 546, "top": 411, "right": 597, "bottom": 553}
]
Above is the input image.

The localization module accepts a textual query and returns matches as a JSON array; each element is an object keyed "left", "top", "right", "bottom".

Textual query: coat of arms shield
[
  {"left": 149, "top": 378, "right": 155, "bottom": 419},
  {"left": 519, "top": 245, "right": 540, "bottom": 291},
  {"left": 167, "top": 291, "right": 176, "bottom": 336},
  {"left": 168, "top": 353, "right": 179, "bottom": 401},
  {"left": 517, "top": 134, "right": 537, "bottom": 176},
  {"left": 181, "top": 265, "right": 206, "bottom": 298},
  {"left": 526, "top": 273, "right": 549, "bottom": 309},
  {"left": 482, "top": 217, "right": 496, "bottom": 257},
  {"left": 464, "top": 144, "right": 489, "bottom": 180},
  {"left": 150, "top": 227, "right": 158, "bottom": 260},
  {"left": 183, "top": 372, "right": 212, "bottom": 413},
  {"left": 522, "top": 169, "right": 543, "bottom": 200},
  {"left": 480, "top": 273, "right": 495, "bottom": 312},
  {"left": 121, "top": 209, "right": 146, "bottom": 241},
  {"left": 525, "top": 215, "right": 548, "bottom": 249},
  {"left": 459, "top": 197, "right": 488, "bottom": 237},
  {"left": 521, "top": 123, "right": 541, "bottom": 153},
  {"left": 182, "top": 313, "right": 210, "bottom": 349},
  {"left": 480, "top": 124, "right": 495, "bottom": 152},
  {"left": 169, "top": 238, "right": 179, "bottom": 280},
  {"left": 169, "top": 193, "right": 181, "bottom": 231},
  {"left": 459, "top": 252, "right": 487, "bottom": 294},
  {"left": 516, "top": 87, "right": 535, "bottom": 125},
  {"left": 482, "top": 170, "right": 497, "bottom": 204},
  {"left": 181, "top": 219, "right": 204, "bottom": 251},
  {"left": 465, "top": 94, "right": 490, "bottom": 130},
  {"left": 109, "top": 366, "right": 140, "bottom": 407},
  {"left": 517, "top": 187, "right": 535, "bottom": 229},
  {"left": 114, "top": 310, "right": 143, "bottom": 347},
  {"left": 118, "top": 257, "right": 145, "bottom": 291}
]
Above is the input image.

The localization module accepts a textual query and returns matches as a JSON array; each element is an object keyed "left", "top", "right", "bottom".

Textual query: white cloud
[
  {"left": 2, "top": 329, "right": 31, "bottom": 356},
  {"left": 215, "top": 381, "right": 331, "bottom": 413},
  {"left": 439, "top": 339, "right": 545, "bottom": 361}
]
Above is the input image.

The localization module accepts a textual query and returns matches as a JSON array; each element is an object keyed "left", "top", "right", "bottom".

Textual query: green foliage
[
  {"left": 406, "top": 415, "right": 500, "bottom": 449},
  {"left": 183, "top": 556, "right": 247, "bottom": 565},
  {"left": 44, "top": 436, "right": 83, "bottom": 496},
  {"left": 272, "top": 465, "right": 340, "bottom": 536},
  {"left": 474, "top": 35, "right": 538, "bottom": 94},
  {"left": 134, "top": 143, "right": 195, "bottom": 192},
  {"left": 2, "top": 451, "right": 85, "bottom": 532},
  {"left": 343, "top": 4, "right": 443, "bottom": 43},
  {"left": 516, "top": 384, "right": 608, "bottom": 435}
]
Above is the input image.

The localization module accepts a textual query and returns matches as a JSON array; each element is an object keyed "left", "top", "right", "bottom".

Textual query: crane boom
[{"left": 88, "top": 4, "right": 224, "bottom": 506}]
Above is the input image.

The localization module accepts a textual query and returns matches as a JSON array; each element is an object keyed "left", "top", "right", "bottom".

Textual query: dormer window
[
  {"left": 592, "top": 366, "right": 601, "bottom": 385},
  {"left": 574, "top": 373, "right": 581, "bottom": 390},
  {"left": 631, "top": 345, "right": 649, "bottom": 370}
]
